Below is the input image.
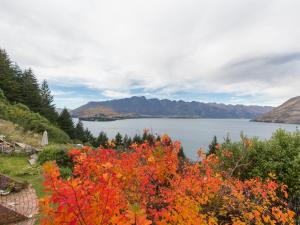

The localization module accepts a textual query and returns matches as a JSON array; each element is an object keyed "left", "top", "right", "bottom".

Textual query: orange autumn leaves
[{"left": 40, "top": 136, "right": 295, "bottom": 225}]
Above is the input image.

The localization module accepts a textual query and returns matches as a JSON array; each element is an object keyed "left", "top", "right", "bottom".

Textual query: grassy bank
[
  {"left": 0, "top": 119, "right": 42, "bottom": 148},
  {"left": 0, "top": 91, "right": 70, "bottom": 144},
  {"left": 0, "top": 153, "right": 44, "bottom": 197}
]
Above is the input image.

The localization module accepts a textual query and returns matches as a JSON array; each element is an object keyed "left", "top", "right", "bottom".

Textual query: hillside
[
  {"left": 72, "top": 96, "right": 273, "bottom": 120},
  {"left": 253, "top": 96, "right": 300, "bottom": 124},
  {"left": 0, "top": 119, "right": 42, "bottom": 147},
  {"left": 0, "top": 49, "right": 81, "bottom": 143},
  {"left": 0, "top": 90, "right": 70, "bottom": 143}
]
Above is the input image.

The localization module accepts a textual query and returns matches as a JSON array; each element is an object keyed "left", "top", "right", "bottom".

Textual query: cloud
[{"left": 0, "top": 0, "right": 299, "bottom": 108}]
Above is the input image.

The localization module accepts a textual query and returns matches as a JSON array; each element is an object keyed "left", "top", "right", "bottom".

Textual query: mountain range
[
  {"left": 71, "top": 96, "right": 273, "bottom": 121},
  {"left": 253, "top": 96, "right": 300, "bottom": 124}
]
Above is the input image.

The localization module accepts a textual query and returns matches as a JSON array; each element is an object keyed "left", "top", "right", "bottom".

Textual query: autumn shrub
[
  {"left": 40, "top": 135, "right": 295, "bottom": 225},
  {"left": 215, "top": 130, "right": 300, "bottom": 219}
]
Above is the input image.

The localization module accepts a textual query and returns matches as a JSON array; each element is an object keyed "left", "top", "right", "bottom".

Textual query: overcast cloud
[{"left": 0, "top": 0, "right": 299, "bottom": 108}]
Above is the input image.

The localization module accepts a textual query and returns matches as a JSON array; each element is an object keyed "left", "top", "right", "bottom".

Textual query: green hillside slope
[{"left": 0, "top": 90, "right": 70, "bottom": 143}]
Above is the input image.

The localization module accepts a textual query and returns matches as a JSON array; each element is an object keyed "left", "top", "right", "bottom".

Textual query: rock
[
  {"left": 0, "top": 190, "right": 10, "bottom": 196},
  {"left": 28, "top": 154, "right": 38, "bottom": 165}
]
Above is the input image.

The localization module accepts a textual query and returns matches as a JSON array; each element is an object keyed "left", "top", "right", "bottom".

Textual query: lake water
[{"left": 75, "top": 118, "right": 299, "bottom": 160}]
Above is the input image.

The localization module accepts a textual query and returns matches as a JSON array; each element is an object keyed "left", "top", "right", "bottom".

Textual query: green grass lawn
[{"left": 0, "top": 153, "right": 45, "bottom": 197}]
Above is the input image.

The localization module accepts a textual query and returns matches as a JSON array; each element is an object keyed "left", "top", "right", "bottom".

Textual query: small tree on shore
[
  {"left": 208, "top": 135, "right": 218, "bottom": 155},
  {"left": 57, "top": 108, "right": 75, "bottom": 139}
]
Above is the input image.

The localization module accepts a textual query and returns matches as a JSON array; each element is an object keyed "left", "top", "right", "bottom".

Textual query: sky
[{"left": 0, "top": 0, "right": 300, "bottom": 109}]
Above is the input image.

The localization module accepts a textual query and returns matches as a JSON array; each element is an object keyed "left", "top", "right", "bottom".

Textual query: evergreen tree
[
  {"left": 142, "top": 130, "right": 155, "bottom": 145},
  {"left": 40, "top": 80, "right": 54, "bottom": 105},
  {"left": 74, "top": 120, "right": 87, "bottom": 143},
  {"left": 142, "top": 130, "right": 148, "bottom": 142},
  {"left": 178, "top": 146, "right": 186, "bottom": 159},
  {"left": 133, "top": 134, "right": 142, "bottom": 144},
  {"left": 94, "top": 131, "right": 108, "bottom": 147},
  {"left": 123, "top": 135, "right": 132, "bottom": 148},
  {"left": 156, "top": 135, "right": 161, "bottom": 142},
  {"left": 0, "top": 49, "right": 22, "bottom": 102},
  {"left": 208, "top": 135, "right": 218, "bottom": 155},
  {"left": 148, "top": 134, "right": 155, "bottom": 145},
  {"left": 0, "top": 49, "right": 58, "bottom": 122},
  {"left": 40, "top": 80, "right": 58, "bottom": 122},
  {"left": 84, "top": 128, "right": 96, "bottom": 146},
  {"left": 57, "top": 108, "right": 75, "bottom": 139},
  {"left": 114, "top": 132, "right": 123, "bottom": 149},
  {"left": 20, "top": 68, "right": 43, "bottom": 112},
  {"left": 178, "top": 146, "right": 186, "bottom": 171}
]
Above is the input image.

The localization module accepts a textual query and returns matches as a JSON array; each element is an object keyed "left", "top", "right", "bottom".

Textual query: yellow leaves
[
  {"left": 219, "top": 209, "right": 227, "bottom": 217},
  {"left": 42, "top": 160, "right": 57, "bottom": 173},
  {"left": 262, "top": 214, "right": 271, "bottom": 223},
  {"left": 244, "top": 212, "right": 254, "bottom": 221},
  {"left": 107, "top": 140, "right": 116, "bottom": 148},
  {"left": 147, "top": 156, "right": 155, "bottom": 163},
  {"left": 42, "top": 161, "right": 60, "bottom": 178},
  {"left": 103, "top": 173, "right": 109, "bottom": 181},
  {"left": 232, "top": 220, "right": 247, "bottom": 225},
  {"left": 208, "top": 217, "right": 218, "bottom": 225},
  {"left": 244, "top": 138, "right": 252, "bottom": 148},
  {"left": 283, "top": 191, "right": 288, "bottom": 199},
  {"left": 271, "top": 207, "right": 296, "bottom": 225},
  {"left": 268, "top": 172, "right": 277, "bottom": 180},
  {"left": 102, "top": 162, "right": 113, "bottom": 169},
  {"left": 125, "top": 204, "right": 152, "bottom": 225}
]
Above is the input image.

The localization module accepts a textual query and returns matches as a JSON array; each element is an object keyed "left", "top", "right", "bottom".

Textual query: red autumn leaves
[{"left": 40, "top": 136, "right": 295, "bottom": 225}]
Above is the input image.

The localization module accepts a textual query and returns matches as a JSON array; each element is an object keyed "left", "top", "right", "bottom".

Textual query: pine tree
[
  {"left": 178, "top": 146, "right": 186, "bottom": 171},
  {"left": 40, "top": 80, "right": 53, "bottom": 105},
  {"left": 208, "top": 135, "right": 218, "bottom": 155},
  {"left": 40, "top": 80, "right": 58, "bottom": 122},
  {"left": 178, "top": 146, "right": 186, "bottom": 159},
  {"left": 94, "top": 131, "right": 108, "bottom": 148},
  {"left": 0, "top": 49, "right": 22, "bottom": 102},
  {"left": 84, "top": 128, "right": 96, "bottom": 146},
  {"left": 142, "top": 130, "right": 155, "bottom": 145},
  {"left": 156, "top": 135, "right": 161, "bottom": 142},
  {"left": 114, "top": 132, "right": 123, "bottom": 149},
  {"left": 0, "top": 49, "right": 59, "bottom": 122},
  {"left": 123, "top": 135, "right": 132, "bottom": 148},
  {"left": 133, "top": 134, "right": 142, "bottom": 144},
  {"left": 74, "top": 120, "right": 86, "bottom": 143},
  {"left": 57, "top": 108, "right": 75, "bottom": 139},
  {"left": 20, "top": 68, "right": 43, "bottom": 112}
]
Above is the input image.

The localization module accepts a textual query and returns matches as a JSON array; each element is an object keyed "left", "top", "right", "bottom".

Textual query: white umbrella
[{"left": 41, "top": 130, "right": 48, "bottom": 146}]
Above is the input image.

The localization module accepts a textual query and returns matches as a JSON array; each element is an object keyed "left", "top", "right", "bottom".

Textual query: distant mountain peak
[
  {"left": 71, "top": 96, "right": 273, "bottom": 121},
  {"left": 254, "top": 96, "right": 300, "bottom": 124}
]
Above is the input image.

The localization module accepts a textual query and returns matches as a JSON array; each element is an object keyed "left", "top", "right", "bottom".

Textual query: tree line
[
  {"left": 0, "top": 49, "right": 58, "bottom": 122},
  {"left": 0, "top": 48, "right": 92, "bottom": 141},
  {"left": 0, "top": 48, "right": 186, "bottom": 162},
  {"left": 64, "top": 113, "right": 186, "bottom": 159}
]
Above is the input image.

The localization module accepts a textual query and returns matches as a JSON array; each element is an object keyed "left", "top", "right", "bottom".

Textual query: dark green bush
[
  {"left": 0, "top": 89, "right": 6, "bottom": 101},
  {"left": 38, "top": 144, "right": 73, "bottom": 168},
  {"left": 59, "top": 166, "right": 73, "bottom": 179}
]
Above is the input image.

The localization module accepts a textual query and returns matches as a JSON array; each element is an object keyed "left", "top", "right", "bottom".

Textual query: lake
[{"left": 75, "top": 118, "right": 299, "bottom": 160}]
